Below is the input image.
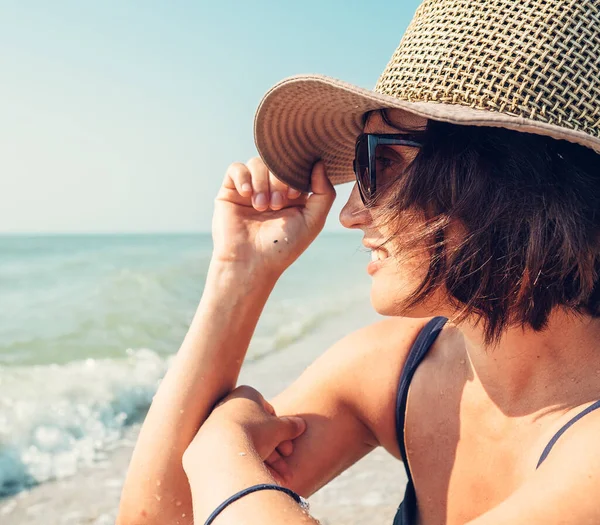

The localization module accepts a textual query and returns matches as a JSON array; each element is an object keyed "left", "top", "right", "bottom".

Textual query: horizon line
[{"left": 0, "top": 229, "right": 354, "bottom": 236}]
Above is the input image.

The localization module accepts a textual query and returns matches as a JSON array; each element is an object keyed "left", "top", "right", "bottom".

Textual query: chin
[
  {"left": 369, "top": 266, "right": 446, "bottom": 319},
  {"left": 369, "top": 269, "right": 413, "bottom": 316}
]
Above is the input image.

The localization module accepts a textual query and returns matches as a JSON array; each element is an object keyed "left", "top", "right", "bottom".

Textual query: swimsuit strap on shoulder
[
  {"left": 537, "top": 399, "right": 600, "bottom": 468},
  {"left": 395, "top": 316, "right": 448, "bottom": 470}
]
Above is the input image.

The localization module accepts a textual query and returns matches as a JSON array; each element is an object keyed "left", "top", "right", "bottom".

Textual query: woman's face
[{"left": 340, "top": 109, "right": 446, "bottom": 317}]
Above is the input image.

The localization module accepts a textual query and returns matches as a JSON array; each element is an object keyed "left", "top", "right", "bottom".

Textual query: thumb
[
  {"left": 277, "top": 416, "right": 307, "bottom": 441},
  {"left": 303, "top": 161, "right": 336, "bottom": 228}
]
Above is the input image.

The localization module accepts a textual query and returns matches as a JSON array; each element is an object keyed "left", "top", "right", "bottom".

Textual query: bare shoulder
[
  {"left": 335, "top": 316, "right": 434, "bottom": 455},
  {"left": 298, "top": 316, "right": 433, "bottom": 453},
  {"left": 267, "top": 316, "right": 434, "bottom": 496}
]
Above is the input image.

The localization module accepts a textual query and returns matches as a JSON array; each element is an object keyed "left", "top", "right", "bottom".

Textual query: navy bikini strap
[
  {"left": 395, "top": 317, "right": 448, "bottom": 476},
  {"left": 536, "top": 399, "right": 600, "bottom": 468}
]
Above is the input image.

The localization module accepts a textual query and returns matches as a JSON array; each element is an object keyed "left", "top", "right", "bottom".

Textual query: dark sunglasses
[{"left": 353, "top": 133, "right": 423, "bottom": 204}]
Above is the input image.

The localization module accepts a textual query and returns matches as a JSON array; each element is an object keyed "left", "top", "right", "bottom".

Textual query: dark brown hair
[{"left": 367, "top": 110, "right": 600, "bottom": 344}]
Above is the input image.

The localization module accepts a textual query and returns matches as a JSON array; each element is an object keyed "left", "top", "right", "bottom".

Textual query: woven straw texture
[
  {"left": 376, "top": 0, "right": 600, "bottom": 138},
  {"left": 254, "top": 0, "right": 600, "bottom": 192}
]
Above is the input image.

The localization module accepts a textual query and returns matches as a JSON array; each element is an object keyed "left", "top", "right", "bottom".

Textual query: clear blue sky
[{"left": 0, "top": 0, "right": 422, "bottom": 233}]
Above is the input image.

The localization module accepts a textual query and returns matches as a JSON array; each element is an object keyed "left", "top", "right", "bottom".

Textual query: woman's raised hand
[{"left": 212, "top": 157, "right": 336, "bottom": 280}]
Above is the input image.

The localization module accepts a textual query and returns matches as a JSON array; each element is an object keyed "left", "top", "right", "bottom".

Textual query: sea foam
[{"left": 0, "top": 349, "right": 168, "bottom": 496}]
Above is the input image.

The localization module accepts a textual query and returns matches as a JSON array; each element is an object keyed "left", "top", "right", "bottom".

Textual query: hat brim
[{"left": 254, "top": 74, "right": 600, "bottom": 193}]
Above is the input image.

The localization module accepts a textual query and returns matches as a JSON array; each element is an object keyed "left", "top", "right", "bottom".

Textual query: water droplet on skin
[
  {"left": 239, "top": 452, "right": 247, "bottom": 456},
  {"left": 182, "top": 513, "right": 186, "bottom": 518},
  {"left": 460, "top": 359, "right": 466, "bottom": 365},
  {"left": 154, "top": 495, "right": 161, "bottom": 502},
  {"left": 156, "top": 480, "right": 161, "bottom": 487},
  {"left": 179, "top": 409, "right": 184, "bottom": 414},
  {"left": 175, "top": 501, "right": 182, "bottom": 507}
]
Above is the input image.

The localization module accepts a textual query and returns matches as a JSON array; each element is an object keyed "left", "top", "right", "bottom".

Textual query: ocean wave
[
  {"left": 0, "top": 301, "right": 349, "bottom": 497},
  {"left": 249, "top": 293, "right": 364, "bottom": 360},
  {"left": 0, "top": 232, "right": 371, "bottom": 496},
  {"left": 0, "top": 294, "right": 363, "bottom": 497},
  {"left": 0, "top": 349, "right": 168, "bottom": 497}
]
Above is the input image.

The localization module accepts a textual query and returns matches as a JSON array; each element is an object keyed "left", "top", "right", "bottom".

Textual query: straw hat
[{"left": 254, "top": 0, "right": 600, "bottom": 192}]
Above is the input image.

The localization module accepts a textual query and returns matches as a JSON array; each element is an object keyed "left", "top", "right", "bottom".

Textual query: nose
[{"left": 339, "top": 183, "right": 370, "bottom": 229}]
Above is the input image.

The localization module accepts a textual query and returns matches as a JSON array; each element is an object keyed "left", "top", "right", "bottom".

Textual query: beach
[
  {"left": 0, "top": 233, "right": 407, "bottom": 524},
  {"left": 0, "top": 301, "right": 407, "bottom": 525}
]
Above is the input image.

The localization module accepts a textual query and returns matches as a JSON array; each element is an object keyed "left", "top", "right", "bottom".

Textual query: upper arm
[
  {"left": 468, "top": 410, "right": 600, "bottom": 525},
  {"left": 269, "top": 316, "right": 428, "bottom": 497}
]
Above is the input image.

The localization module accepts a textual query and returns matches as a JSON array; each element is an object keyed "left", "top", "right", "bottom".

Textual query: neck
[{"left": 456, "top": 309, "right": 600, "bottom": 416}]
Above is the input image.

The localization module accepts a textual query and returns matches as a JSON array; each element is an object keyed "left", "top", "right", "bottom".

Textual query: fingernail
[
  {"left": 242, "top": 183, "right": 252, "bottom": 194},
  {"left": 287, "top": 187, "right": 301, "bottom": 199},
  {"left": 254, "top": 192, "right": 268, "bottom": 208},
  {"left": 271, "top": 191, "right": 284, "bottom": 208}
]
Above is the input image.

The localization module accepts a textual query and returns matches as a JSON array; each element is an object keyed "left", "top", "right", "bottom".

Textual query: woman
[{"left": 118, "top": 1, "right": 600, "bottom": 524}]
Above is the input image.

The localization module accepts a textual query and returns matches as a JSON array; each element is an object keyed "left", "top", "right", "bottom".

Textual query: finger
[
  {"left": 268, "top": 172, "right": 289, "bottom": 211},
  {"left": 286, "top": 192, "right": 309, "bottom": 207},
  {"left": 287, "top": 186, "right": 303, "bottom": 200},
  {"left": 304, "top": 161, "right": 336, "bottom": 228},
  {"left": 277, "top": 440, "right": 294, "bottom": 457},
  {"left": 224, "top": 162, "right": 253, "bottom": 198},
  {"left": 247, "top": 157, "right": 270, "bottom": 211},
  {"left": 269, "top": 457, "right": 292, "bottom": 481},
  {"left": 263, "top": 399, "right": 276, "bottom": 416},
  {"left": 266, "top": 449, "right": 283, "bottom": 466},
  {"left": 277, "top": 416, "right": 307, "bottom": 442},
  {"left": 217, "top": 163, "right": 254, "bottom": 205}
]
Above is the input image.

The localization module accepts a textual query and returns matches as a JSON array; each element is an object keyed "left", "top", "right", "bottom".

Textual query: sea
[{"left": 0, "top": 232, "right": 371, "bottom": 498}]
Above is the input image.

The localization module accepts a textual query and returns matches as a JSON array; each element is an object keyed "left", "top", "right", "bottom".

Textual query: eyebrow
[
  {"left": 369, "top": 122, "right": 403, "bottom": 134},
  {"left": 363, "top": 114, "right": 399, "bottom": 135},
  {"left": 363, "top": 109, "right": 424, "bottom": 134},
  {"left": 362, "top": 110, "right": 396, "bottom": 129}
]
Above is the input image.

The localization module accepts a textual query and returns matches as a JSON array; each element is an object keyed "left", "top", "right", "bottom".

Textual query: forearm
[
  {"left": 187, "top": 433, "right": 319, "bottom": 525},
  {"left": 118, "top": 259, "right": 277, "bottom": 524}
]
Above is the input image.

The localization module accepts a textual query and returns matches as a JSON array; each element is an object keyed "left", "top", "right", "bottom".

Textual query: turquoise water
[{"left": 0, "top": 233, "right": 371, "bottom": 495}]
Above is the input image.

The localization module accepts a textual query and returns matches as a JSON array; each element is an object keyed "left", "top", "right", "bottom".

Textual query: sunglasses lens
[{"left": 355, "top": 135, "right": 371, "bottom": 201}]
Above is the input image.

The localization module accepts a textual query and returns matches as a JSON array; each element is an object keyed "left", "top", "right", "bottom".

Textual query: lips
[{"left": 364, "top": 242, "right": 390, "bottom": 276}]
